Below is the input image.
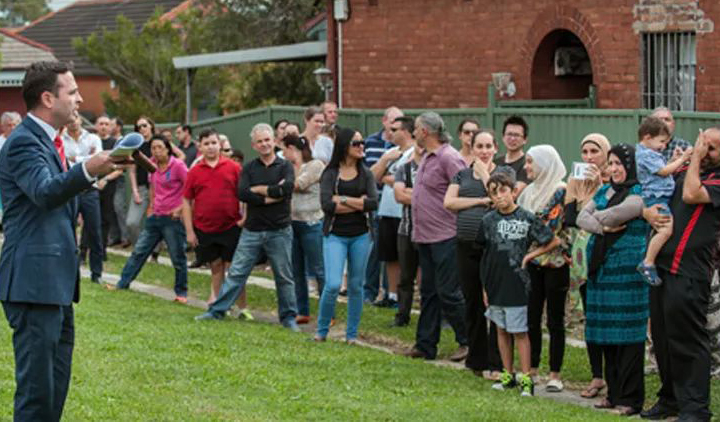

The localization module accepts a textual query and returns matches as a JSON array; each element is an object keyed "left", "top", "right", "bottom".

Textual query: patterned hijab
[{"left": 517, "top": 145, "right": 567, "bottom": 213}]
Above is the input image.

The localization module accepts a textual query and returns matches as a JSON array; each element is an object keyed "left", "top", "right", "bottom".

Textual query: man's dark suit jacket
[{"left": 0, "top": 116, "right": 93, "bottom": 305}]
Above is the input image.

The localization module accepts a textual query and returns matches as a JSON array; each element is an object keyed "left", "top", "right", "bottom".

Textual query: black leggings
[
  {"left": 527, "top": 263, "right": 569, "bottom": 372},
  {"left": 580, "top": 282, "right": 605, "bottom": 379},
  {"left": 456, "top": 240, "right": 502, "bottom": 371}
]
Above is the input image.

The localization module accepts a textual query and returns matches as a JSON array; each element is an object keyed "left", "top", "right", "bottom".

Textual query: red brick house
[
  {"left": 325, "top": 0, "right": 720, "bottom": 111},
  {"left": 12, "top": 0, "right": 191, "bottom": 118},
  {"left": 0, "top": 29, "right": 57, "bottom": 116}
]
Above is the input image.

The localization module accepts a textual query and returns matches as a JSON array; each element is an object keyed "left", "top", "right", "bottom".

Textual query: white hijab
[{"left": 517, "top": 145, "right": 567, "bottom": 214}]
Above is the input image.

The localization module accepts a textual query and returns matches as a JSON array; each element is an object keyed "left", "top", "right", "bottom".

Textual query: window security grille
[{"left": 641, "top": 32, "right": 696, "bottom": 111}]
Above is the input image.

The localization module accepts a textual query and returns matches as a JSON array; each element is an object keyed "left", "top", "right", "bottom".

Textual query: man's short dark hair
[
  {"left": 394, "top": 116, "right": 414, "bottom": 133},
  {"left": 198, "top": 128, "right": 218, "bottom": 143},
  {"left": 487, "top": 169, "right": 517, "bottom": 193},
  {"left": 638, "top": 116, "right": 670, "bottom": 140},
  {"left": 179, "top": 124, "right": 192, "bottom": 135},
  {"left": 22, "top": 61, "right": 73, "bottom": 111},
  {"left": 95, "top": 114, "right": 110, "bottom": 123},
  {"left": 274, "top": 119, "right": 289, "bottom": 130},
  {"left": 502, "top": 115, "right": 528, "bottom": 138}
]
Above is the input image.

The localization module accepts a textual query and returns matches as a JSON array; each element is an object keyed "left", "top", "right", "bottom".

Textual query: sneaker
[
  {"left": 194, "top": 312, "right": 220, "bottom": 321},
  {"left": 518, "top": 373, "right": 534, "bottom": 397},
  {"left": 238, "top": 309, "right": 254, "bottom": 321},
  {"left": 283, "top": 319, "right": 301, "bottom": 333},
  {"left": 174, "top": 296, "right": 188, "bottom": 304},
  {"left": 491, "top": 370, "right": 517, "bottom": 391},
  {"left": 637, "top": 262, "right": 662, "bottom": 286},
  {"left": 296, "top": 315, "right": 311, "bottom": 324}
]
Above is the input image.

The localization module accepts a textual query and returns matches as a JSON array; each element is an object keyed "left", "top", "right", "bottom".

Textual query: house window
[{"left": 642, "top": 32, "right": 696, "bottom": 111}]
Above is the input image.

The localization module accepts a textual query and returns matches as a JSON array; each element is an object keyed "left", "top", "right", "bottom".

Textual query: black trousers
[
  {"left": 579, "top": 282, "right": 604, "bottom": 379},
  {"left": 650, "top": 270, "right": 712, "bottom": 420},
  {"left": 2, "top": 302, "right": 74, "bottom": 422},
  {"left": 456, "top": 239, "right": 502, "bottom": 371},
  {"left": 602, "top": 342, "right": 645, "bottom": 409},
  {"left": 395, "top": 234, "right": 419, "bottom": 324},
  {"left": 78, "top": 190, "right": 104, "bottom": 280},
  {"left": 99, "top": 180, "right": 118, "bottom": 247},
  {"left": 414, "top": 238, "right": 467, "bottom": 359},
  {"left": 527, "top": 263, "right": 569, "bottom": 372}
]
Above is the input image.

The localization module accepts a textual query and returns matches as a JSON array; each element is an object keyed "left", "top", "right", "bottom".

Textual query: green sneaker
[
  {"left": 238, "top": 308, "right": 254, "bottom": 321},
  {"left": 491, "top": 370, "right": 517, "bottom": 391},
  {"left": 518, "top": 373, "right": 534, "bottom": 397}
]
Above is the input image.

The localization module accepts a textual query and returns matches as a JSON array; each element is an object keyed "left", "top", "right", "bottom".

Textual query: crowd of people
[{"left": 2, "top": 87, "right": 719, "bottom": 419}]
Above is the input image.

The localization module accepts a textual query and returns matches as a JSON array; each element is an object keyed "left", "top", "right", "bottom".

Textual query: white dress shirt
[{"left": 28, "top": 113, "right": 95, "bottom": 181}]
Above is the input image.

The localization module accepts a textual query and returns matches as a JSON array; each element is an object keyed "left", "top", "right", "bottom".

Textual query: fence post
[
  {"left": 487, "top": 83, "right": 496, "bottom": 132},
  {"left": 588, "top": 85, "right": 597, "bottom": 108}
]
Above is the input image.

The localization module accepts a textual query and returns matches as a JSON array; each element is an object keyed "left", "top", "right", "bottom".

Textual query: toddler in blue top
[{"left": 635, "top": 116, "right": 693, "bottom": 286}]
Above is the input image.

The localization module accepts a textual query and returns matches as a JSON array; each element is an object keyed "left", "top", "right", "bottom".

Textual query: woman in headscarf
[
  {"left": 577, "top": 143, "right": 649, "bottom": 416},
  {"left": 517, "top": 145, "right": 569, "bottom": 392},
  {"left": 563, "top": 133, "right": 612, "bottom": 398}
]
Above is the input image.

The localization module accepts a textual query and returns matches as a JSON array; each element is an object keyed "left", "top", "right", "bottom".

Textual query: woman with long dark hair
[
  {"left": 112, "top": 135, "right": 189, "bottom": 302},
  {"left": 577, "top": 143, "right": 649, "bottom": 416},
  {"left": 282, "top": 134, "right": 326, "bottom": 324},
  {"left": 314, "top": 128, "right": 378, "bottom": 343}
]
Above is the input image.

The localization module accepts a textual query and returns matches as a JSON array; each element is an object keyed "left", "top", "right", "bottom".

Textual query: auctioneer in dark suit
[{"left": 0, "top": 115, "right": 93, "bottom": 421}]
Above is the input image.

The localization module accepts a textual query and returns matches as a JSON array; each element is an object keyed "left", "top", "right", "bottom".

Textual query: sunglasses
[
  {"left": 390, "top": 127, "right": 401, "bottom": 132},
  {"left": 351, "top": 140, "right": 365, "bottom": 147},
  {"left": 461, "top": 129, "right": 474, "bottom": 135},
  {"left": 222, "top": 148, "right": 232, "bottom": 153},
  {"left": 137, "top": 123, "right": 149, "bottom": 129}
]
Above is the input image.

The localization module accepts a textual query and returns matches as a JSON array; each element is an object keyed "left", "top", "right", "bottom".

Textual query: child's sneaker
[
  {"left": 637, "top": 262, "right": 662, "bottom": 286},
  {"left": 518, "top": 373, "right": 534, "bottom": 397},
  {"left": 491, "top": 370, "right": 517, "bottom": 391}
]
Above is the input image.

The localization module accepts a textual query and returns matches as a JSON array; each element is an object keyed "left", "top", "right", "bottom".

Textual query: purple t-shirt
[
  {"left": 411, "top": 143, "right": 467, "bottom": 243},
  {"left": 150, "top": 156, "right": 188, "bottom": 216}
]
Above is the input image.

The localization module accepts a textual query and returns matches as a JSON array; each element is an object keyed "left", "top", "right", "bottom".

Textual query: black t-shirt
[
  {"left": 101, "top": 136, "right": 117, "bottom": 151},
  {"left": 332, "top": 173, "right": 368, "bottom": 237},
  {"left": 452, "top": 165, "right": 495, "bottom": 242},
  {"left": 493, "top": 154, "right": 530, "bottom": 184},
  {"left": 657, "top": 167, "right": 720, "bottom": 280},
  {"left": 477, "top": 206, "right": 553, "bottom": 306},
  {"left": 179, "top": 141, "right": 197, "bottom": 168},
  {"left": 135, "top": 141, "right": 153, "bottom": 187}
]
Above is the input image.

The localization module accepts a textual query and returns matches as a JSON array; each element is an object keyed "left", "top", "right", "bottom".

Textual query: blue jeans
[
  {"left": 292, "top": 220, "right": 325, "bottom": 317},
  {"left": 207, "top": 227, "right": 298, "bottom": 323},
  {"left": 116, "top": 215, "right": 187, "bottom": 297},
  {"left": 363, "top": 213, "right": 387, "bottom": 302},
  {"left": 317, "top": 233, "right": 371, "bottom": 340},
  {"left": 78, "top": 190, "right": 103, "bottom": 280}
]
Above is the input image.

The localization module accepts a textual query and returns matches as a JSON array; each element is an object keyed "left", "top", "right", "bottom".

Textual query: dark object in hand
[{"left": 132, "top": 150, "right": 157, "bottom": 173}]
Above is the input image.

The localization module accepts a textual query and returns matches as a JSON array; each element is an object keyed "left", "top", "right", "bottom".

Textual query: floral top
[{"left": 530, "top": 187, "right": 570, "bottom": 268}]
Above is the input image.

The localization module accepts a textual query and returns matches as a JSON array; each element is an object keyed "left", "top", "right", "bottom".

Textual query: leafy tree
[
  {"left": 0, "top": 0, "right": 49, "bottom": 27},
  {"left": 73, "top": 9, "right": 216, "bottom": 122}
]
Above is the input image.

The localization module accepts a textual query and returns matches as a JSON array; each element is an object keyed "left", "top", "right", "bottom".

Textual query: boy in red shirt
[{"left": 182, "top": 129, "right": 249, "bottom": 317}]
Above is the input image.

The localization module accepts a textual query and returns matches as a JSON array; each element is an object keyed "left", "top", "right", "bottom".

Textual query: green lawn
[
  {"left": 0, "top": 281, "right": 625, "bottom": 421},
  {"left": 101, "top": 252, "right": 720, "bottom": 414}
]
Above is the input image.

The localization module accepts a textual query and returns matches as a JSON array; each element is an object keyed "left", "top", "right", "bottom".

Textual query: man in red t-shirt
[{"left": 182, "top": 129, "right": 249, "bottom": 316}]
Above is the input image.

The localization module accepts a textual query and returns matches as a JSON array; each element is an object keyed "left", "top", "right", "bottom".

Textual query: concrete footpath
[{"left": 95, "top": 247, "right": 622, "bottom": 413}]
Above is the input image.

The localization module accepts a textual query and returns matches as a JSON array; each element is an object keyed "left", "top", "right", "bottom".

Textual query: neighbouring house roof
[
  {"left": 16, "top": 0, "right": 189, "bottom": 76},
  {"left": 0, "top": 28, "right": 57, "bottom": 87}
]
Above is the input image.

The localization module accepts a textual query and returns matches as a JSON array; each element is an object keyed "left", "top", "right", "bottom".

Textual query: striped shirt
[{"left": 363, "top": 129, "right": 392, "bottom": 167}]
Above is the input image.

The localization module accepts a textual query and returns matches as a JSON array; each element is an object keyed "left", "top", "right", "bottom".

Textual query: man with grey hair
[
  {"left": 0, "top": 111, "right": 22, "bottom": 151},
  {"left": 651, "top": 106, "right": 691, "bottom": 161},
  {"left": 196, "top": 123, "right": 300, "bottom": 331},
  {"left": 404, "top": 111, "right": 469, "bottom": 361},
  {"left": 364, "top": 106, "right": 403, "bottom": 305}
]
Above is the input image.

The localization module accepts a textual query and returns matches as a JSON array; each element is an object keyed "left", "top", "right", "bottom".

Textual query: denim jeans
[
  {"left": 363, "top": 213, "right": 387, "bottom": 302},
  {"left": 116, "top": 215, "right": 187, "bottom": 296},
  {"left": 292, "top": 220, "right": 325, "bottom": 317},
  {"left": 126, "top": 185, "right": 149, "bottom": 244},
  {"left": 207, "top": 227, "right": 298, "bottom": 324},
  {"left": 78, "top": 189, "right": 103, "bottom": 280},
  {"left": 317, "top": 232, "right": 371, "bottom": 340},
  {"left": 415, "top": 238, "right": 468, "bottom": 359}
]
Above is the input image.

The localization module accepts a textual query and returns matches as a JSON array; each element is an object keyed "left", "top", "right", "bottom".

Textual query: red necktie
[{"left": 53, "top": 135, "right": 67, "bottom": 171}]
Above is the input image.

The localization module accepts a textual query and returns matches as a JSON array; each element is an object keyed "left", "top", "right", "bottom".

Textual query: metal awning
[
  {"left": 172, "top": 40, "right": 327, "bottom": 70},
  {"left": 0, "top": 71, "right": 25, "bottom": 87}
]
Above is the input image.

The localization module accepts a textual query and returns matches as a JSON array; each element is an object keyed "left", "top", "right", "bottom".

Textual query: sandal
[
  {"left": 594, "top": 399, "right": 614, "bottom": 409},
  {"left": 615, "top": 406, "right": 640, "bottom": 416},
  {"left": 580, "top": 383, "right": 606, "bottom": 398},
  {"left": 637, "top": 262, "right": 663, "bottom": 286},
  {"left": 545, "top": 378, "right": 564, "bottom": 393}
]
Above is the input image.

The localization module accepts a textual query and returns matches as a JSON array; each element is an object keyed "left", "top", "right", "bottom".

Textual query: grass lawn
[
  {"left": 101, "top": 252, "right": 720, "bottom": 414},
  {"left": 0, "top": 281, "right": 626, "bottom": 421}
]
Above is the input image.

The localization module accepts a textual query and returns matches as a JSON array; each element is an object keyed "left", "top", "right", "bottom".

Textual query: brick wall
[
  {"left": 76, "top": 75, "right": 117, "bottom": 119},
  {"left": 331, "top": 0, "right": 718, "bottom": 111}
]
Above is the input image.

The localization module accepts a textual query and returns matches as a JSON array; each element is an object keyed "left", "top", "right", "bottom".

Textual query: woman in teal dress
[{"left": 577, "top": 143, "right": 649, "bottom": 416}]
